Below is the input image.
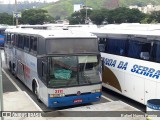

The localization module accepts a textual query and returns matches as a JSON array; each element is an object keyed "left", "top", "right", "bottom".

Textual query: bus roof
[
  {"left": 92, "top": 27, "right": 160, "bottom": 38},
  {"left": 100, "top": 23, "right": 160, "bottom": 31},
  {"left": 0, "top": 25, "right": 16, "bottom": 29},
  {"left": 5, "top": 27, "right": 97, "bottom": 39}
]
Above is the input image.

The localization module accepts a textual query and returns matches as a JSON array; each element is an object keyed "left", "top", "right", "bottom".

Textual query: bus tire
[
  {"left": 33, "top": 81, "right": 41, "bottom": 103},
  {"left": 9, "top": 61, "right": 12, "bottom": 72},
  {"left": 11, "top": 63, "right": 15, "bottom": 75},
  {"left": 11, "top": 63, "right": 17, "bottom": 78}
]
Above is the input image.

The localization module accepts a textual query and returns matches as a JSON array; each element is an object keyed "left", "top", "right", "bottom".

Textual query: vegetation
[
  {"left": 0, "top": 2, "right": 49, "bottom": 14},
  {"left": 19, "top": 9, "right": 55, "bottom": 25},
  {"left": 0, "top": 9, "right": 55, "bottom": 25},
  {"left": 68, "top": 9, "right": 92, "bottom": 24},
  {"left": 43, "top": 0, "right": 116, "bottom": 19},
  {"left": 42, "top": 0, "right": 160, "bottom": 19},
  {"left": 0, "top": 7, "right": 159, "bottom": 25},
  {"left": 1, "top": 0, "right": 160, "bottom": 25},
  {"left": 69, "top": 7, "right": 159, "bottom": 25},
  {"left": 0, "top": 13, "right": 12, "bottom": 25}
]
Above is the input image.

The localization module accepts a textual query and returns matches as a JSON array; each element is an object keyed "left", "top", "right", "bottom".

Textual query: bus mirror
[{"left": 140, "top": 52, "right": 149, "bottom": 60}]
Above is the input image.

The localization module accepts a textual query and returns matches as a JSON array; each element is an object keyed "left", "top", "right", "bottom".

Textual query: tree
[
  {"left": 20, "top": 9, "right": 55, "bottom": 25},
  {"left": 55, "top": 15, "right": 61, "bottom": 20},
  {"left": 0, "top": 13, "right": 12, "bottom": 25},
  {"left": 90, "top": 10, "right": 106, "bottom": 25},
  {"left": 140, "top": 17, "right": 151, "bottom": 23},
  {"left": 150, "top": 11, "right": 160, "bottom": 23},
  {"left": 140, "top": 14, "right": 158, "bottom": 24},
  {"left": 125, "top": 8, "right": 146, "bottom": 23},
  {"left": 68, "top": 9, "right": 92, "bottom": 25},
  {"left": 68, "top": 7, "right": 157, "bottom": 25},
  {"left": 68, "top": 11, "right": 82, "bottom": 24},
  {"left": 107, "top": 7, "right": 146, "bottom": 24}
]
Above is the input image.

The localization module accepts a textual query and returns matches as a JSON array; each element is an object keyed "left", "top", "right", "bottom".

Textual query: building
[
  {"left": 74, "top": 3, "right": 92, "bottom": 12},
  {"left": 74, "top": 4, "right": 83, "bottom": 12},
  {"left": 154, "top": 5, "right": 160, "bottom": 11},
  {"left": 129, "top": 4, "right": 160, "bottom": 14}
]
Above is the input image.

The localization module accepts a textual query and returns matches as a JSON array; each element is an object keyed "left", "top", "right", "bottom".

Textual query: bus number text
[{"left": 55, "top": 90, "right": 63, "bottom": 94}]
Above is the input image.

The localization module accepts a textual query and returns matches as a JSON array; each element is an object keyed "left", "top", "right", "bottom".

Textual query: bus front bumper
[{"left": 48, "top": 92, "right": 101, "bottom": 108}]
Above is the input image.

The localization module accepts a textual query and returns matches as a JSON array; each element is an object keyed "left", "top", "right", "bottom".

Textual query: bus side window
[
  {"left": 17, "top": 35, "right": 24, "bottom": 49},
  {"left": 21, "top": 35, "right": 24, "bottom": 49},
  {"left": 24, "top": 36, "right": 30, "bottom": 51},
  {"left": 15, "top": 35, "right": 18, "bottom": 46},
  {"left": 150, "top": 41, "right": 160, "bottom": 63},
  {"left": 140, "top": 42, "right": 151, "bottom": 60},
  {"left": 7, "top": 33, "right": 11, "bottom": 44},
  {"left": 17, "top": 35, "right": 20, "bottom": 48},
  {"left": 140, "top": 52, "right": 150, "bottom": 60},
  {"left": 42, "top": 62, "right": 47, "bottom": 83},
  {"left": 37, "top": 58, "right": 47, "bottom": 85},
  {"left": 98, "top": 38, "right": 106, "bottom": 52},
  {"left": 11, "top": 34, "right": 16, "bottom": 46},
  {"left": 30, "top": 36, "right": 37, "bottom": 54},
  {"left": 30, "top": 36, "right": 33, "bottom": 52},
  {"left": 127, "top": 40, "right": 142, "bottom": 59},
  {"left": 99, "top": 44, "right": 105, "bottom": 52},
  {"left": 127, "top": 37, "right": 150, "bottom": 60},
  {"left": 106, "top": 37, "right": 127, "bottom": 56},
  {"left": 42, "top": 62, "right": 45, "bottom": 77},
  {"left": 10, "top": 34, "right": 14, "bottom": 47},
  {"left": 33, "top": 37, "right": 37, "bottom": 52}
]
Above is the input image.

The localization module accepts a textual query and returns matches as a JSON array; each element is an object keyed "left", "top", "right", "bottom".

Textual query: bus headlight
[
  {"left": 49, "top": 93, "right": 65, "bottom": 98},
  {"left": 91, "top": 89, "right": 101, "bottom": 93}
]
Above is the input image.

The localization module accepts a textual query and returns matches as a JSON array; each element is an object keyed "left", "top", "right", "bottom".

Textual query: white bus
[
  {"left": 92, "top": 27, "right": 160, "bottom": 105},
  {"left": 4, "top": 27, "right": 102, "bottom": 108}
]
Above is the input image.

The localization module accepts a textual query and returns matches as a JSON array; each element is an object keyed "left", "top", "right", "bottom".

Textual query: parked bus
[
  {"left": 92, "top": 27, "right": 160, "bottom": 105},
  {"left": 0, "top": 26, "right": 7, "bottom": 47},
  {"left": 4, "top": 27, "right": 102, "bottom": 108},
  {"left": 0, "top": 25, "right": 16, "bottom": 48}
]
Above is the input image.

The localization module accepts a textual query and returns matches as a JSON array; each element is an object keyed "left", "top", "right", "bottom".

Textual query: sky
[{"left": 0, "top": 0, "right": 59, "bottom": 4}]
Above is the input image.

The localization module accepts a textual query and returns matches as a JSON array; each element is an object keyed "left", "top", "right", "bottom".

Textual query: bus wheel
[
  {"left": 11, "top": 63, "right": 15, "bottom": 75},
  {"left": 9, "top": 61, "right": 12, "bottom": 72},
  {"left": 34, "top": 82, "right": 41, "bottom": 103}
]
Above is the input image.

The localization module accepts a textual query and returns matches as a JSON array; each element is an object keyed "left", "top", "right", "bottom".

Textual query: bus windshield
[{"left": 48, "top": 55, "right": 100, "bottom": 88}]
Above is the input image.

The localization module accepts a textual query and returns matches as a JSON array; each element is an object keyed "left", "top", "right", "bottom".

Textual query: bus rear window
[{"left": 46, "top": 38, "right": 98, "bottom": 54}]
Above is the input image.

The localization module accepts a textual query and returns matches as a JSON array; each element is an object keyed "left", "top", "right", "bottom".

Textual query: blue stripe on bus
[
  {"left": 48, "top": 92, "right": 101, "bottom": 108},
  {"left": 0, "top": 35, "right": 4, "bottom": 45}
]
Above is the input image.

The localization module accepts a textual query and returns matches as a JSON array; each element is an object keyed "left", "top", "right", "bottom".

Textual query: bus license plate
[{"left": 74, "top": 99, "right": 83, "bottom": 103}]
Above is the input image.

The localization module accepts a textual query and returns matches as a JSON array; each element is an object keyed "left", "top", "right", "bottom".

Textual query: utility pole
[
  {"left": 13, "top": 11, "right": 14, "bottom": 25},
  {"left": 0, "top": 51, "right": 3, "bottom": 120},
  {"left": 15, "top": 0, "right": 18, "bottom": 27},
  {"left": 85, "top": 0, "right": 88, "bottom": 24}
]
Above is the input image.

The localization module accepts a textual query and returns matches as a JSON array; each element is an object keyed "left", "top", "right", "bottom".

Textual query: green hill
[
  {"left": 42, "top": 0, "right": 160, "bottom": 19},
  {"left": 0, "top": 2, "right": 48, "bottom": 14},
  {"left": 42, "top": 0, "right": 114, "bottom": 19}
]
